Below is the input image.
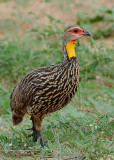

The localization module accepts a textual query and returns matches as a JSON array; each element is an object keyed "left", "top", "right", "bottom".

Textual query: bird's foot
[
  {"left": 26, "top": 127, "right": 34, "bottom": 130},
  {"left": 28, "top": 129, "right": 39, "bottom": 142},
  {"left": 28, "top": 129, "right": 44, "bottom": 147}
]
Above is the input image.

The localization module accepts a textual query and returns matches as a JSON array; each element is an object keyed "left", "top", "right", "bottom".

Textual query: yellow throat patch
[{"left": 66, "top": 40, "right": 76, "bottom": 59}]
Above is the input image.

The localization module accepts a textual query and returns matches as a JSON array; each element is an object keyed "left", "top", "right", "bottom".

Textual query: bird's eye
[{"left": 74, "top": 29, "right": 78, "bottom": 33}]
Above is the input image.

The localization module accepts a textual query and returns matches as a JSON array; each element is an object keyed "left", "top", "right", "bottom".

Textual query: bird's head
[
  {"left": 63, "top": 25, "right": 92, "bottom": 59},
  {"left": 63, "top": 25, "right": 92, "bottom": 43}
]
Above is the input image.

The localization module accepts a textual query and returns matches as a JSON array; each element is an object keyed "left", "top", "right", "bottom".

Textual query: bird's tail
[{"left": 12, "top": 114, "right": 23, "bottom": 125}]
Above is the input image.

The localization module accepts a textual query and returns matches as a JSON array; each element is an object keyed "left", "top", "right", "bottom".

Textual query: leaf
[{"left": 30, "top": 28, "right": 38, "bottom": 32}]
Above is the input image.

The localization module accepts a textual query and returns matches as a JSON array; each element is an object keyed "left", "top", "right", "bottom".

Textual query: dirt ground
[
  {"left": 0, "top": 0, "right": 113, "bottom": 45},
  {"left": 0, "top": 0, "right": 113, "bottom": 22}
]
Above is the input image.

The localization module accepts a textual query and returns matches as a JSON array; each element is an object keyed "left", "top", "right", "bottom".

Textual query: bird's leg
[
  {"left": 31, "top": 130, "right": 44, "bottom": 147},
  {"left": 26, "top": 116, "right": 35, "bottom": 130},
  {"left": 39, "top": 131, "right": 45, "bottom": 147},
  {"left": 34, "top": 117, "right": 45, "bottom": 147},
  {"left": 28, "top": 116, "right": 45, "bottom": 147}
]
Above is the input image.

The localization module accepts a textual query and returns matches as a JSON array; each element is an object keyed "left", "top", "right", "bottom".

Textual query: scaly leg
[
  {"left": 39, "top": 131, "right": 45, "bottom": 147},
  {"left": 27, "top": 116, "right": 44, "bottom": 147},
  {"left": 26, "top": 116, "right": 35, "bottom": 130}
]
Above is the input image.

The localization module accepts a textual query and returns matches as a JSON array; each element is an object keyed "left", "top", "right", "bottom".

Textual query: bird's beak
[{"left": 84, "top": 30, "right": 92, "bottom": 36}]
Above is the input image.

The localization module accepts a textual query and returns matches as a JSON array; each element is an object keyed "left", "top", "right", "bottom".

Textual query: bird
[{"left": 10, "top": 25, "right": 91, "bottom": 147}]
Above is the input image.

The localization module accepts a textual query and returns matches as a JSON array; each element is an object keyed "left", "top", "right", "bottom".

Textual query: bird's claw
[
  {"left": 27, "top": 129, "right": 44, "bottom": 147},
  {"left": 28, "top": 130, "right": 39, "bottom": 141},
  {"left": 26, "top": 127, "right": 34, "bottom": 130},
  {"left": 28, "top": 133, "right": 34, "bottom": 137}
]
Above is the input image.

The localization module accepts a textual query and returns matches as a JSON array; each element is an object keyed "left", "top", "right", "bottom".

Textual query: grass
[{"left": 0, "top": 0, "right": 114, "bottom": 159}]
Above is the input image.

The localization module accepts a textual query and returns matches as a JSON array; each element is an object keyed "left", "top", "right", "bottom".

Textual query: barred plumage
[{"left": 10, "top": 25, "right": 91, "bottom": 147}]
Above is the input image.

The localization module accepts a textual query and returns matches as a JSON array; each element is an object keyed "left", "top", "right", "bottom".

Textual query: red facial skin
[
  {"left": 71, "top": 40, "right": 77, "bottom": 43},
  {"left": 68, "top": 27, "right": 91, "bottom": 42},
  {"left": 69, "top": 28, "right": 83, "bottom": 43},
  {"left": 70, "top": 28, "right": 85, "bottom": 35}
]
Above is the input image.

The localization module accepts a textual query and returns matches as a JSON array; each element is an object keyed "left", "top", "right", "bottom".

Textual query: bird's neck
[{"left": 62, "top": 40, "right": 77, "bottom": 61}]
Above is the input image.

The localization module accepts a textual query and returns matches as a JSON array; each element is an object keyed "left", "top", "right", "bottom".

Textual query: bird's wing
[{"left": 10, "top": 63, "right": 67, "bottom": 110}]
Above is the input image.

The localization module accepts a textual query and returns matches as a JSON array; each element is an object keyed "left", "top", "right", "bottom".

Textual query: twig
[{"left": 62, "top": 155, "right": 81, "bottom": 160}]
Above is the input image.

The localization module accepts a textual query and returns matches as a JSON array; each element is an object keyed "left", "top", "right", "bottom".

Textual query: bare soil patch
[{"left": 0, "top": 0, "right": 113, "bottom": 46}]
